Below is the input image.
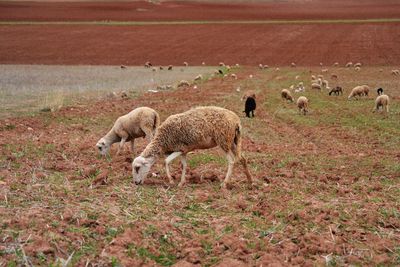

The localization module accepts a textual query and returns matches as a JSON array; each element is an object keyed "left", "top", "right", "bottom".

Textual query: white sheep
[
  {"left": 194, "top": 74, "right": 203, "bottom": 81},
  {"left": 297, "top": 96, "right": 309, "bottom": 115},
  {"left": 317, "top": 75, "right": 324, "bottom": 80},
  {"left": 131, "top": 106, "right": 253, "bottom": 188},
  {"left": 183, "top": 62, "right": 189, "bottom": 67},
  {"left": 355, "top": 66, "right": 361, "bottom": 71},
  {"left": 295, "top": 75, "right": 300, "bottom": 80},
  {"left": 373, "top": 94, "right": 390, "bottom": 113},
  {"left": 178, "top": 80, "right": 190, "bottom": 87},
  {"left": 281, "top": 89, "right": 294, "bottom": 102},
  {"left": 348, "top": 85, "right": 370, "bottom": 100},
  {"left": 311, "top": 75, "right": 316, "bottom": 80},
  {"left": 96, "top": 107, "right": 160, "bottom": 156},
  {"left": 354, "top": 62, "right": 362, "bottom": 68},
  {"left": 311, "top": 83, "right": 322, "bottom": 90},
  {"left": 391, "top": 69, "right": 400, "bottom": 75},
  {"left": 258, "top": 64, "right": 264, "bottom": 69},
  {"left": 231, "top": 73, "right": 238, "bottom": 80},
  {"left": 219, "top": 62, "right": 225, "bottom": 67},
  {"left": 322, "top": 79, "right": 329, "bottom": 88},
  {"left": 291, "top": 62, "right": 296, "bottom": 67},
  {"left": 345, "top": 62, "right": 353, "bottom": 68},
  {"left": 321, "top": 69, "right": 328, "bottom": 73},
  {"left": 333, "top": 62, "right": 339, "bottom": 67}
]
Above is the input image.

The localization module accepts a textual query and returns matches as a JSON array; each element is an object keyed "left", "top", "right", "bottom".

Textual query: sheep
[
  {"left": 219, "top": 62, "right": 225, "bottom": 67},
  {"left": 354, "top": 62, "right": 362, "bottom": 68},
  {"left": 178, "top": 80, "right": 190, "bottom": 87},
  {"left": 295, "top": 75, "right": 300, "bottom": 80},
  {"left": 331, "top": 74, "right": 338, "bottom": 79},
  {"left": 391, "top": 69, "right": 400, "bottom": 75},
  {"left": 333, "top": 62, "right": 339, "bottom": 67},
  {"left": 258, "top": 64, "right": 264, "bottom": 69},
  {"left": 131, "top": 106, "right": 253, "bottom": 188},
  {"left": 345, "top": 62, "right": 353, "bottom": 68},
  {"left": 263, "top": 65, "right": 269, "bottom": 69},
  {"left": 244, "top": 96, "right": 256, "bottom": 118},
  {"left": 329, "top": 86, "right": 343, "bottom": 96},
  {"left": 348, "top": 85, "right": 369, "bottom": 100},
  {"left": 311, "top": 75, "right": 316, "bottom": 80},
  {"left": 321, "top": 69, "right": 329, "bottom": 73},
  {"left": 291, "top": 62, "right": 296, "bottom": 67},
  {"left": 144, "top": 61, "right": 152, "bottom": 68},
  {"left": 202, "top": 62, "right": 206, "bottom": 66},
  {"left": 322, "top": 79, "right": 329, "bottom": 88},
  {"left": 152, "top": 67, "right": 157, "bottom": 72},
  {"left": 120, "top": 65, "right": 127, "bottom": 69},
  {"left": 311, "top": 83, "right": 322, "bottom": 90},
  {"left": 373, "top": 94, "right": 390, "bottom": 113},
  {"left": 96, "top": 107, "right": 160, "bottom": 156},
  {"left": 168, "top": 65, "right": 173, "bottom": 70},
  {"left": 231, "top": 73, "right": 238, "bottom": 80},
  {"left": 377, "top": 88, "right": 384, "bottom": 95},
  {"left": 183, "top": 62, "right": 189, "bottom": 67},
  {"left": 355, "top": 66, "right": 361, "bottom": 71},
  {"left": 194, "top": 74, "right": 203, "bottom": 81},
  {"left": 297, "top": 96, "right": 309, "bottom": 115},
  {"left": 281, "top": 89, "right": 294, "bottom": 102},
  {"left": 159, "top": 66, "right": 164, "bottom": 70},
  {"left": 317, "top": 75, "right": 324, "bottom": 80}
]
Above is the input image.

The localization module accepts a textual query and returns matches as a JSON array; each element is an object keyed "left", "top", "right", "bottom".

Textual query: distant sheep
[
  {"left": 391, "top": 69, "right": 400, "bottom": 75},
  {"left": 331, "top": 74, "right": 338, "bottom": 79},
  {"left": 194, "top": 74, "right": 203, "bottom": 81},
  {"left": 322, "top": 79, "right": 329, "bottom": 88},
  {"left": 354, "top": 62, "right": 362, "bottom": 68},
  {"left": 373, "top": 95, "right": 390, "bottom": 113},
  {"left": 183, "top": 62, "right": 189, "bottom": 67},
  {"left": 311, "top": 83, "right": 322, "bottom": 90},
  {"left": 178, "top": 80, "right": 190, "bottom": 87},
  {"left": 345, "top": 62, "right": 353, "bottom": 68},
  {"left": 329, "top": 86, "right": 343, "bottom": 96},
  {"left": 131, "top": 106, "right": 253, "bottom": 188},
  {"left": 168, "top": 65, "right": 173, "bottom": 70},
  {"left": 244, "top": 96, "right": 256, "bottom": 118},
  {"left": 219, "top": 62, "right": 225, "bottom": 67},
  {"left": 377, "top": 88, "right": 384, "bottom": 95},
  {"left": 144, "top": 61, "right": 152, "bottom": 68},
  {"left": 333, "top": 62, "right": 339, "bottom": 67},
  {"left": 321, "top": 69, "right": 329, "bottom": 73},
  {"left": 281, "top": 89, "right": 294, "bottom": 102},
  {"left": 291, "top": 62, "right": 296, "bottom": 67},
  {"left": 355, "top": 66, "right": 361, "bottom": 71},
  {"left": 297, "top": 96, "right": 309, "bottom": 115},
  {"left": 96, "top": 107, "right": 160, "bottom": 156},
  {"left": 348, "top": 85, "right": 370, "bottom": 100},
  {"left": 231, "top": 73, "right": 238, "bottom": 80}
]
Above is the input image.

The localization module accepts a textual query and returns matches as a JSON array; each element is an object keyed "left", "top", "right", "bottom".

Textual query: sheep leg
[
  {"left": 165, "top": 151, "right": 182, "bottom": 185},
  {"left": 222, "top": 152, "right": 235, "bottom": 189},
  {"left": 117, "top": 137, "right": 127, "bottom": 155},
  {"left": 239, "top": 155, "right": 253, "bottom": 185},
  {"left": 130, "top": 139, "right": 135, "bottom": 154},
  {"left": 178, "top": 154, "right": 187, "bottom": 187}
]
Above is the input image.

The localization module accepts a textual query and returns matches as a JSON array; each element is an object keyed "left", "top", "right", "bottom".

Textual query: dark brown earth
[
  {"left": 1, "top": 23, "right": 400, "bottom": 66},
  {"left": 1, "top": 0, "right": 400, "bottom": 21}
]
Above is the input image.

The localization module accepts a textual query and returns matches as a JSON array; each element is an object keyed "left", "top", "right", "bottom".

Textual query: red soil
[
  {"left": 0, "top": 0, "right": 400, "bottom": 21},
  {"left": 1, "top": 23, "right": 400, "bottom": 66}
]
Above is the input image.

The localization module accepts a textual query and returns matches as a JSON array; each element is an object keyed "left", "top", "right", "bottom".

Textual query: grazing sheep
[
  {"left": 183, "top": 62, "right": 189, "bottom": 67},
  {"left": 311, "top": 83, "right": 322, "bottom": 90},
  {"left": 219, "top": 62, "right": 225, "bottom": 67},
  {"left": 144, "top": 61, "right": 152, "bottom": 68},
  {"left": 333, "top": 62, "right": 339, "bottom": 67},
  {"left": 168, "top": 65, "right": 173, "bottom": 70},
  {"left": 329, "top": 86, "right": 343, "bottom": 96},
  {"left": 355, "top": 66, "right": 361, "bottom": 71},
  {"left": 317, "top": 75, "right": 324, "bottom": 80},
  {"left": 348, "top": 85, "right": 369, "bottom": 100},
  {"left": 244, "top": 96, "right": 256, "bottom": 118},
  {"left": 377, "top": 88, "right": 384, "bottom": 95},
  {"left": 295, "top": 75, "right": 300, "bottom": 80},
  {"left": 178, "top": 80, "right": 190, "bottom": 87},
  {"left": 345, "top": 62, "right": 353, "bottom": 68},
  {"left": 263, "top": 65, "right": 269, "bottom": 69},
  {"left": 231, "top": 73, "right": 238, "bottom": 80},
  {"left": 258, "top": 64, "right": 264, "bottom": 69},
  {"left": 281, "top": 89, "right": 294, "bottom": 102},
  {"left": 194, "top": 74, "right": 203, "bottom": 81},
  {"left": 291, "top": 62, "right": 296, "bottom": 67},
  {"left": 96, "top": 107, "right": 160, "bottom": 156},
  {"left": 373, "top": 94, "right": 390, "bottom": 113},
  {"left": 311, "top": 75, "right": 316, "bottom": 80},
  {"left": 131, "top": 106, "right": 253, "bottom": 188},
  {"left": 354, "top": 62, "right": 362, "bottom": 68},
  {"left": 322, "top": 79, "right": 329, "bottom": 88},
  {"left": 391, "top": 69, "right": 400, "bottom": 75},
  {"left": 297, "top": 96, "right": 309, "bottom": 115},
  {"left": 331, "top": 74, "right": 338, "bottom": 79},
  {"left": 120, "top": 65, "right": 127, "bottom": 69},
  {"left": 275, "top": 67, "right": 280, "bottom": 71},
  {"left": 321, "top": 69, "right": 328, "bottom": 73},
  {"left": 159, "top": 66, "right": 164, "bottom": 70}
]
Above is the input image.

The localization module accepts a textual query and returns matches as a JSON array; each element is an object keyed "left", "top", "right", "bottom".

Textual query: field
[{"left": 0, "top": 0, "right": 400, "bottom": 266}]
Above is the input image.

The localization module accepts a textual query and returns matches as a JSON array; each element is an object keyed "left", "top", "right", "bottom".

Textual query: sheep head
[
  {"left": 96, "top": 138, "right": 110, "bottom": 156},
  {"left": 132, "top": 156, "right": 156, "bottom": 185}
]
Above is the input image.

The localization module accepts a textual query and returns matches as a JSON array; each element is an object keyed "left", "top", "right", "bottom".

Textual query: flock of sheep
[{"left": 96, "top": 62, "right": 393, "bottom": 188}]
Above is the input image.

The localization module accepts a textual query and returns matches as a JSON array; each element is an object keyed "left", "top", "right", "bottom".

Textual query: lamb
[
  {"left": 281, "top": 89, "right": 294, "bottom": 102},
  {"left": 244, "top": 96, "right": 256, "bottom": 118},
  {"left": 297, "top": 96, "right": 309, "bottom": 115},
  {"left": 321, "top": 69, "right": 328, "bottom": 73},
  {"left": 131, "top": 106, "right": 253, "bottom": 188},
  {"left": 373, "top": 94, "right": 390, "bottom": 113},
  {"left": 348, "top": 85, "right": 369, "bottom": 100},
  {"left": 377, "top": 88, "right": 384, "bottom": 95},
  {"left": 96, "top": 107, "right": 160, "bottom": 156},
  {"left": 329, "top": 86, "right": 343, "bottom": 96}
]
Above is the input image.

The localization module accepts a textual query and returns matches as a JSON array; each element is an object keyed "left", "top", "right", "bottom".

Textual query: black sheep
[
  {"left": 377, "top": 88, "right": 384, "bottom": 95},
  {"left": 244, "top": 97, "right": 256, "bottom": 118},
  {"left": 328, "top": 86, "right": 343, "bottom": 96}
]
